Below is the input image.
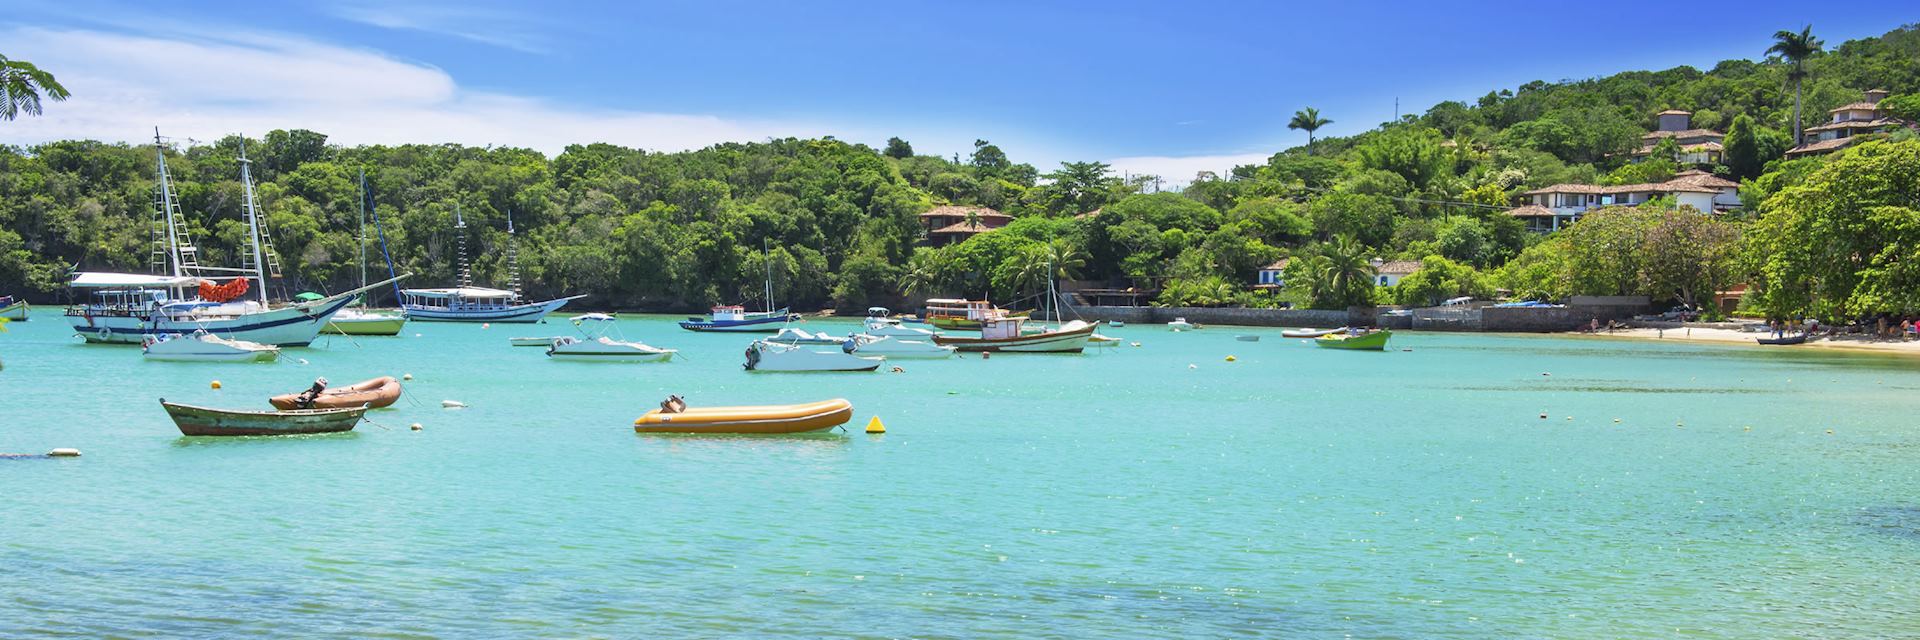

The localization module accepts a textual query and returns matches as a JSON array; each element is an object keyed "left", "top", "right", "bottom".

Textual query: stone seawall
[{"left": 1058, "top": 305, "right": 1353, "bottom": 328}]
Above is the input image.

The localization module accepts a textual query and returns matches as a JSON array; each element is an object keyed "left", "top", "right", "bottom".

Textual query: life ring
[{"left": 96, "top": 328, "right": 111, "bottom": 342}]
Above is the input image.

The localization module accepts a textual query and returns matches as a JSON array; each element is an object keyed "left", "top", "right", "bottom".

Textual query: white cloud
[
  {"left": 1101, "top": 152, "right": 1273, "bottom": 188},
  {"left": 326, "top": 3, "right": 549, "bottom": 54},
  {"left": 0, "top": 26, "right": 853, "bottom": 156}
]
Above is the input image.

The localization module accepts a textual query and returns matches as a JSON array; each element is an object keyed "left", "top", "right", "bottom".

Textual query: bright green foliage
[
  {"left": 1288, "top": 107, "right": 1333, "bottom": 151},
  {"left": 1390, "top": 255, "right": 1494, "bottom": 306},
  {"left": 883, "top": 137, "right": 913, "bottom": 159},
  {"left": 0, "top": 54, "right": 70, "bottom": 121},
  {"left": 1503, "top": 205, "right": 1742, "bottom": 308},
  {"left": 1747, "top": 140, "right": 1920, "bottom": 317},
  {"left": 1284, "top": 236, "right": 1376, "bottom": 310},
  {"left": 1881, "top": 94, "right": 1920, "bottom": 121}
]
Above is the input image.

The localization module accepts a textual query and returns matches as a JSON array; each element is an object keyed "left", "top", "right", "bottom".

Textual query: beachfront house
[
  {"left": 918, "top": 205, "right": 1011, "bottom": 247},
  {"left": 1504, "top": 169, "right": 1738, "bottom": 233},
  {"left": 1373, "top": 259, "right": 1420, "bottom": 287},
  {"left": 1786, "top": 89, "right": 1917, "bottom": 158},
  {"left": 1632, "top": 110, "right": 1725, "bottom": 165},
  {"left": 1254, "top": 258, "right": 1288, "bottom": 289}
]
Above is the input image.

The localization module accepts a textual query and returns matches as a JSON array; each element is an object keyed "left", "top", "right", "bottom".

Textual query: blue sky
[{"left": 0, "top": 0, "right": 1904, "bottom": 180}]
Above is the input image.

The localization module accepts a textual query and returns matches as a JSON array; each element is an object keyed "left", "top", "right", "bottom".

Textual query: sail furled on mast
[
  {"left": 505, "top": 210, "right": 522, "bottom": 296},
  {"left": 454, "top": 204, "right": 472, "bottom": 288}
]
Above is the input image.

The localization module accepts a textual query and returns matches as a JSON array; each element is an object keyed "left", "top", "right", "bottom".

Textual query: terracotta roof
[
  {"left": 1524, "top": 184, "right": 1606, "bottom": 195},
  {"left": 1785, "top": 137, "right": 1858, "bottom": 157},
  {"left": 1656, "top": 109, "right": 1692, "bottom": 116},
  {"left": 1376, "top": 260, "right": 1422, "bottom": 275},
  {"left": 1525, "top": 182, "right": 1720, "bottom": 196},
  {"left": 1260, "top": 258, "right": 1290, "bottom": 271},
  {"left": 929, "top": 221, "right": 1002, "bottom": 235},
  {"left": 1504, "top": 204, "right": 1561, "bottom": 218},
  {"left": 919, "top": 205, "right": 1011, "bottom": 220},
  {"left": 1806, "top": 117, "right": 1904, "bottom": 133},
  {"left": 1641, "top": 128, "right": 1723, "bottom": 140},
  {"left": 1828, "top": 102, "right": 1881, "bottom": 113},
  {"left": 1665, "top": 170, "right": 1739, "bottom": 190}
]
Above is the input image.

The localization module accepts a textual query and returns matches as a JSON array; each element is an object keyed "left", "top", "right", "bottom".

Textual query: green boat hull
[{"left": 1314, "top": 330, "right": 1391, "bottom": 350}]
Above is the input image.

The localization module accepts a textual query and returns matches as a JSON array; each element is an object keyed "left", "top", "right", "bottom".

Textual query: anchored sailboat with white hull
[
  {"left": 64, "top": 130, "right": 406, "bottom": 346},
  {"left": 401, "top": 208, "right": 583, "bottom": 323}
]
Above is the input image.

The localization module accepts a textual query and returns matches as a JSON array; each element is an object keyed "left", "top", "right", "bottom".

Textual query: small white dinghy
[
  {"left": 546, "top": 313, "right": 676, "bottom": 362},
  {"left": 744, "top": 339, "right": 884, "bottom": 372},
  {"left": 142, "top": 330, "right": 281, "bottom": 363},
  {"left": 850, "top": 335, "right": 956, "bottom": 359},
  {"left": 1167, "top": 318, "right": 1198, "bottom": 331},
  {"left": 862, "top": 315, "right": 941, "bottom": 339}
]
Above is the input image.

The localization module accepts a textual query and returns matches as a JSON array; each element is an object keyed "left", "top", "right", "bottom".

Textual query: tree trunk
[{"left": 1792, "top": 75, "right": 1804, "bottom": 146}]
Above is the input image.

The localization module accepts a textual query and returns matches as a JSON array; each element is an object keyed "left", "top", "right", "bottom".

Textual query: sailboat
[
  {"left": 64, "top": 130, "right": 404, "bottom": 346},
  {"left": 324, "top": 170, "right": 408, "bottom": 335},
  {"left": 678, "top": 241, "right": 800, "bottom": 332},
  {"left": 400, "top": 207, "right": 584, "bottom": 323},
  {"left": 930, "top": 252, "right": 1098, "bottom": 353}
]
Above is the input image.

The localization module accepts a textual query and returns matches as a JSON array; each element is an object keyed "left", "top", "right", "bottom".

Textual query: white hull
[
  {"left": 143, "top": 333, "right": 281, "bottom": 362},
  {"left": 862, "top": 317, "right": 940, "bottom": 338},
  {"left": 510, "top": 336, "right": 563, "bottom": 347},
  {"left": 69, "top": 296, "right": 353, "bottom": 346},
  {"left": 546, "top": 337, "right": 675, "bottom": 361},
  {"left": 745, "top": 341, "right": 883, "bottom": 372},
  {"left": 851, "top": 336, "right": 955, "bottom": 358}
]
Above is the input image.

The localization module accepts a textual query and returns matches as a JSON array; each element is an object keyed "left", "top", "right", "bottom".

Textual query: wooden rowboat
[
  {"left": 268, "top": 376, "right": 403, "bottom": 410},
  {"left": 1756, "top": 333, "right": 1808, "bottom": 346},
  {"left": 634, "top": 398, "right": 853, "bottom": 434},
  {"left": 161, "top": 399, "right": 365, "bottom": 436},
  {"left": 1314, "top": 329, "right": 1391, "bottom": 351}
]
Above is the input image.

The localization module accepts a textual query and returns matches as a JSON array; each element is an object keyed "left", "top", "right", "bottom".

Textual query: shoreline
[{"left": 1561, "top": 326, "right": 1920, "bottom": 356}]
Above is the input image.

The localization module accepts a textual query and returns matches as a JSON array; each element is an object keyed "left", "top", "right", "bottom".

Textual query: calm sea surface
[{"left": 2, "top": 315, "right": 1918, "bottom": 638}]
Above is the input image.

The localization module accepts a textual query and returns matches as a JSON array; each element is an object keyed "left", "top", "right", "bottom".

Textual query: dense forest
[{"left": 3, "top": 24, "right": 1919, "bottom": 319}]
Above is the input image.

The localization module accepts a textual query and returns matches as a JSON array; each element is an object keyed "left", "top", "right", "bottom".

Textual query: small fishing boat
[
  {"left": 142, "top": 331, "right": 281, "bottom": 362},
  {"left": 1756, "top": 333, "right": 1808, "bottom": 346},
  {"left": 0, "top": 295, "right": 26, "bottom": 321},
  {"left": 547, "top": 313, "right": 676, "bottom": 361},
  {"left": 1281, "top": 327, "right": 1342, "bottom": 338},
  {"left": 509, "top": 336, "right": 564, "bottom": 347},
  {"left": 767, "top": 326, "right": 847, "bottom": 345},
  {"left": 323, "top": 307, "right": 407, "bottom": 335},
  {"left": 933, "top": 317, "right": 1097, "bottom": 353},
  {"left": 850, "top": 335, "right": 956, "bottom": 358},
  {"left": 269, "top": 376, "right": 403, "bottom": 410},
  {"left": 634, "top": 398, "right": 853, "bottom": 434},
  {"left": 1167, "top": 318, "right": 1197, "bottom": 331},
  {"left": 679, "top": 305, "right": 798, "bottom": 332},
  {"left": 744, "top": 340, "right": 883, "bottom": 372},
  {"left": 923, "top": 298, "right": 1028, "bottom": 330},
  {"left": 160, "top": 399, "right": 365, "bottom": 436},
  {"left": 1314, "top": 329, "right": 1391, "bottom": 351}
]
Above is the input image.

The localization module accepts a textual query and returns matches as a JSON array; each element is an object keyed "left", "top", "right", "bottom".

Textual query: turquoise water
[{"left": 3, "top": 315, "right": 1919, "bottom": 637}]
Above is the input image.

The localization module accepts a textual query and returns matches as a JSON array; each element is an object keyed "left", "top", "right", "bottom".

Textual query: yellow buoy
[
  {"left": 210, "top": 380, "right": 222, "bottom": 389},
  {"left": 1225, "top": 355, "right": 1237, "bottom": 362},
  {"left": 866, "top": 416, "right": 886, "bottom": 434}
]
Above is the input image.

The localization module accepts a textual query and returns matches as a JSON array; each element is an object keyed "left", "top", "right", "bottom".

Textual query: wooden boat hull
[
  {"left": 0, "top": 300, "right": 26, "bottom": 321},
  {"left": 323, "top": 313, "right": 406, "bottom": 335},
  {"left": 268, "top": 376, "right": 403, "bottom": 410},
  {"left": 634, "top": 398, "right": 853, "bottom": 434},
  {"left": 162, "top": 400, "right": 365, "bottom": 436},
  {"left": 1314, "top": 330, "right": 1391, "bottom": 350},
  {"left": 932, "top": 322, "right": 1096, "bottom": 353},
  {"left": 1756, "top": 334, "right": 1808, "bottom": 345}
]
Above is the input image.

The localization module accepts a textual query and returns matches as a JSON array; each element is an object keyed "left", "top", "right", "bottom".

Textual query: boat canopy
[
  {"left": 572, "top": 313, "right": 616, "bottom": 323},
  {"left": 70, "top": 272, "right": 199, "bottom": 288},
  {"left": 400, "top": 287, "right": 518, "bottom": 299}
]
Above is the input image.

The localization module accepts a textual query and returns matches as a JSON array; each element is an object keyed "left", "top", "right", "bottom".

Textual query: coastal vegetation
[{"left": 2, "top": 23, "right": 1918, "bottom": 320}]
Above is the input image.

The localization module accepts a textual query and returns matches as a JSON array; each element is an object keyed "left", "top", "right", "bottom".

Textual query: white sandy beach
[{"left": 1572, "top": 326, "right": 1920, "bottom": 356}]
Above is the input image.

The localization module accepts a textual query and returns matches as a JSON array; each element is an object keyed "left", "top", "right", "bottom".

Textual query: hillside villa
[
  {"left": 1631, "top": 110, "right": 1724, "bottom": 165},
  {"left": 1786, "top": 89, "right": 1917, "bottom": 157},
  {"left": 1503, "top": 169, "right": 1740, "bottom": 233},
  {"left": 919, "top": 205, "right": 1011, "bottom": 246}
]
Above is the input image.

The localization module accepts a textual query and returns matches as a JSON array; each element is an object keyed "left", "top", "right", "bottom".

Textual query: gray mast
[{"left": 237, "top": 141, "right": 270, "bottom": 306}]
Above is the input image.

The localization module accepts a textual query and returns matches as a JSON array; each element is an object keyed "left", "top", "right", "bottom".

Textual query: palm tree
[
  {"left": 1316, "top": 236, "right": 1375, "bottom": 308},
  {"left": 0, "top": 55, "right": 70, "bottom": 121},
  {"left": 1288, "top": 107, "right": 1333, "bottom": 153},
  {"left": 1766, "top": 26, "right": 1824, "bottom": 146},
  {"left": 899, "top": 249, "right": 953, "bottom": 298}
]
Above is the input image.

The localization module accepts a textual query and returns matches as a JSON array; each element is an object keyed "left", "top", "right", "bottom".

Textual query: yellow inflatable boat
[{"left": 633, "top": 398, "right": 854, "bottom": 434}]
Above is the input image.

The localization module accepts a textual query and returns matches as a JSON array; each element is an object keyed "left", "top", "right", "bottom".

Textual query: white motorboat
[
  {"left": 767, "top": 326, "right": 848, "bottom": 345},
  {"left": 546, "top": 313, "right": 675, "bottom": 361},
  {"left": 850, "top": 335, "right": 956, "bottom": 359},
  {"left": 1167, "top": 318, "right": 1196, "bottom": 331},
  {"left": 142, "top": 330, "right": 281, "bottom": 363},
  {"left": 862, "top": 315, "right": 941, "bottom": 338},
  {"left": 1108, "top": 320, "right": 1125, "bottom": 328},
  {"left": 509, "top": 336, "right": 563, "bottom": 347},
  {"left": 743, "top": 340, "right": 884, "bottom": 372}
]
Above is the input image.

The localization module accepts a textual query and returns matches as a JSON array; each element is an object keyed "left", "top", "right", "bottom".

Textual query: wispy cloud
[
  {"left": 0, "top": 26, "right": 854, "bottom": 155},
  {"left": 326, "top": 2, "right": 549, "bottom": 54}
]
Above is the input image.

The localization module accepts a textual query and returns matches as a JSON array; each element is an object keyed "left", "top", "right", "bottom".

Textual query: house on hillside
[
  {"left": 1503, "top": 168, "right": 1740, "bottom": 233},
  {"left": 1632, "top": 110, "right": 1725, "bottom": 165},
  {"left": 918, "top": 205, "right": 1011, "bottom": 247},
  {"left": 1373, "top": 259, "right": 1421, "bottom": 287},
  {"left": 1786, "top": 89, "right": 1917, "bottom": 158},
  {"left": 1254, "top": 258, "right": 1288, "bottom": 289}
]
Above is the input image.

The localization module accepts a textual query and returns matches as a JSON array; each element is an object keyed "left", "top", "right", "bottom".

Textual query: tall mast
[
  {"left": 505, "top": 210, "right": 522, "bottom": 296},
  {"left": 455, "top": 204, "right": 472, "bottom": 288},
  {"left": 356, "top": 169, "right": 369, "bottom": 307},
  {"left": 237, "top": 140, "right": 269, "bottom": 305},
  {"left": 151, "top": 128, "right": 189, "bottom": 277},
  {"left": 763, "top": 238, "right": 774, "bottom": 314}
]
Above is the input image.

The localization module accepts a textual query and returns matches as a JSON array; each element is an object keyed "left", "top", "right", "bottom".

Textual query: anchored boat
[
  {"left": 401, "top": 208, "right": 583, "bottom": 323},
  {"left": 323, "top": 171, "right": 408, "bottom": 336},
  {"left": 933, "top": 317, "right": 1098, "bottom": 353},
  {"left": 546, "top": 314, "right": 677, "bottom": 361},
  {"left": 1314, "top": 329, "right": 1391, "bottom": 350},
  {"left": 850, "top": 335, "right": 956, "bottom": 358},
  {"left": 268, "top": 376, "right": 403, "bottom": 410},
  {"left": 743, "top": 340, "right": 883, "bottom": 372},
  {"left": 634, "top": 398, "right": 854, "bottom": 434},
  {"left": 923, "top": 298, "right": 1028, "bottom": 330},
  {"left": 0, "top": 295, "right": 26, "bottom": 321},
  {"left": 160, "top": 399, "right": 365, "bottom": 436},
  {"left": 142, "top": 330, "right": 281, "bottom": 362}
]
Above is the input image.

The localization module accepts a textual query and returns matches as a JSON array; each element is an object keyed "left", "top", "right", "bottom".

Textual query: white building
[
  {"left": 1504, "top": 169, "right": 1738, "bottom": 233},
  {"left": 1787, "top": 89, "right": 1916, "bottom": 157},
  {"left": 1373, "top": 260, "right": 1420, "bottom": 287},
  {"left": 1632, "top": 110, "right": 1725, "bottom": 165},
  {"left": 1254, "top": 258, "right": 1288, "bottom": 288}
]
